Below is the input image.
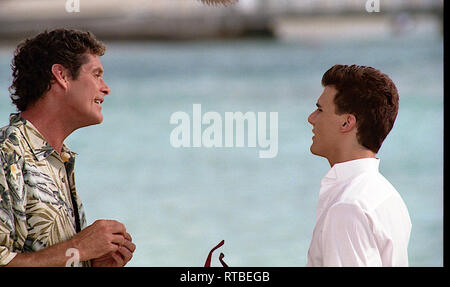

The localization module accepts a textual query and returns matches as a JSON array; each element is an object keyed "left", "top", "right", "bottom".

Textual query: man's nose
[
  {"left": 101, "top": 79, "right": 110, "bottom": 96},
  {"left": 308, "top": 111, "right": 315, "bottom": 125}
]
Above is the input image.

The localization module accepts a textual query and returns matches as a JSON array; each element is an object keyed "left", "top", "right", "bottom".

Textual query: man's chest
[{"left": 20, "top": 157, "right": 78, "bottom": 248}]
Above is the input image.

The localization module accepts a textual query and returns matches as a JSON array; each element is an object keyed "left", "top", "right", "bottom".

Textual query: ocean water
[{"left": 0, "top": 33, "right": 443, "bottom": 266}]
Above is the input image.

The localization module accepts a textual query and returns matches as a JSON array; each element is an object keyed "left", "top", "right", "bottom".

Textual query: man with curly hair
[
  {"left": 306, "top": 64, "right": 411, "bottom": 267},
  {"left": 0, "top": 29, "right": 135, "bottom": 266}
]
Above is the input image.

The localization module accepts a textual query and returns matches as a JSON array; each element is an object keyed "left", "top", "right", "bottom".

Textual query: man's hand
[
  {"left": 72, "top": 219, "right": 135, "bottom": 263},
  {"left": 5, "top": 219, "right": 136, "bottom": 267},
  {"left": 92, "top": 232, "right": 136, "bottom": 267}
]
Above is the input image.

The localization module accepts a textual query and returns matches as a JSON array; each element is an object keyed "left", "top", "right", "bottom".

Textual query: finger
[
  {"left": 95, "top": 219, "right": 127, "bottom": 236},
  {"left": 124, "top": 232, "right": 132, "bottom": 242},
  {"left": 111, "top": 251, "right": 125, "bottom": 267},
  {"left": 121, "top": 238, "right": 136, "bottom": 253},
  {"left": 110, "top": 234, "right": 125, "bottom": 246},
  {"left": 109, "top": 220, "right": 127, "bottom": 236},
  {"left": 117, "top": 245, "right": 133, "bottom": 263}
]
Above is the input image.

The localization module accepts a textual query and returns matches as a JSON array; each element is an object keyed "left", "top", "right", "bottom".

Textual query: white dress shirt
[{"left": 306, "top": 158, "right": 411, "bottom": 267}]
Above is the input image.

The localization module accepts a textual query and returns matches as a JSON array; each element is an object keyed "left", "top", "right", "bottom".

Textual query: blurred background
[{"left": 0, "top": 0, "right": 443, "bottom": 267}]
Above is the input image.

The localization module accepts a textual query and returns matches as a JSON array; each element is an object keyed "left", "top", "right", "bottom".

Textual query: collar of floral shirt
[{"left": 8, "top": 113, "right": 77, "bottom": 163}]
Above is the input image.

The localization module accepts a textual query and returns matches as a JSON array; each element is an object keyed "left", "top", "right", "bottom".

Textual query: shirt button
[{"left": 61, "top": 152, "right": 71, "bottom": 162}]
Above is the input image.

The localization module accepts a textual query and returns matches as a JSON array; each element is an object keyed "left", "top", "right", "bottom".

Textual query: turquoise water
[{"left": 0, "top": 34, "right": 443, "bottom": 266}]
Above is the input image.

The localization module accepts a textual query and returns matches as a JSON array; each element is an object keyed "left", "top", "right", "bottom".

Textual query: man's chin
[
  {"left": 96, "top": 116, "right": 104, "bottom": 124},
  {"left": 93, "top": 113, "right": 104, "bottom": 124},
  {"left": 310, "top": 145, "right": 323, "bottom": 157},
  {"left": 89, "top": 116, "right": 103, "bottom": 126},
  {"left": 77, "top": 115, "right": 103, "bottom": 129}
]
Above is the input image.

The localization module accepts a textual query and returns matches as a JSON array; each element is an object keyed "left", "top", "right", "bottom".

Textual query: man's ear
[
  {"left": 340, "top": 114, "right": 357, "bottom": 133},
  {"left": 51, "top": 64, "right": 70, "bottom": 90}
]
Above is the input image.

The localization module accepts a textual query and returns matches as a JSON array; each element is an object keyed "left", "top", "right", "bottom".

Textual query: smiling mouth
[{"left": 94, "top": 99, "right": 103, "bottom": 105}]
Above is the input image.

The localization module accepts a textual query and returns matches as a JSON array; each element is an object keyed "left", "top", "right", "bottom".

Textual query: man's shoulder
[
  {"left": 339, "top": 171, "right": 397, "bottom": 212},
  {"left": 0, "top": 123, "right": 23, "bottom": 154}
]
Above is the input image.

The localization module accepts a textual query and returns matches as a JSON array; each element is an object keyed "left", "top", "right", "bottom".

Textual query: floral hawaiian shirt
[{"left": 0, "top": 113, "right": 89, "bottom": 266}]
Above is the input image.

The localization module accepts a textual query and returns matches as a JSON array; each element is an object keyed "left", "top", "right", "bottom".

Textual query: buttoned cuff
[{"left": 0, "top": 246, "right": 18, "bottom": 266}]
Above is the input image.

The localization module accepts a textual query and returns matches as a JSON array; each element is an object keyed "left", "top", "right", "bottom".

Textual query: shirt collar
[
  {"left": 321, "top": 157, "right": 380, "bottom": 184},
  {"left": 9, "top": 113, "right": 76, "bottom": 162}
]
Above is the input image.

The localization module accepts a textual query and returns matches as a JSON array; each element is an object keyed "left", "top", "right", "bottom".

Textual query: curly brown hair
[
  {"left": 322, "top": 64, "right": 399, "bottom": 154},
  {"left": 9, "top": 29, "right": 106, "bottom": 111}
]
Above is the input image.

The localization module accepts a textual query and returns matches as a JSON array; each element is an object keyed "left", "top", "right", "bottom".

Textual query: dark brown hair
[
  {"left": 9, "top": 29, "right": 106, "bottom": 111},
  {"left": 322, "top": 64, "right": 399, "bottom": 153}
]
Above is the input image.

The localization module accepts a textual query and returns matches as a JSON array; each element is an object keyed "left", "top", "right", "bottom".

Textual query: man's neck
[
  {"left": 327, "top": 149, "right": 376, "bottom": 167},
  {"left": 20, "top": 108, "right": 74, "bottom": 154}
]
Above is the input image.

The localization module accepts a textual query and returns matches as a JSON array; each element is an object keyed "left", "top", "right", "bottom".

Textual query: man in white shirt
[{"left": 306, "top": 64, "right": 411, "bottom": 267}]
